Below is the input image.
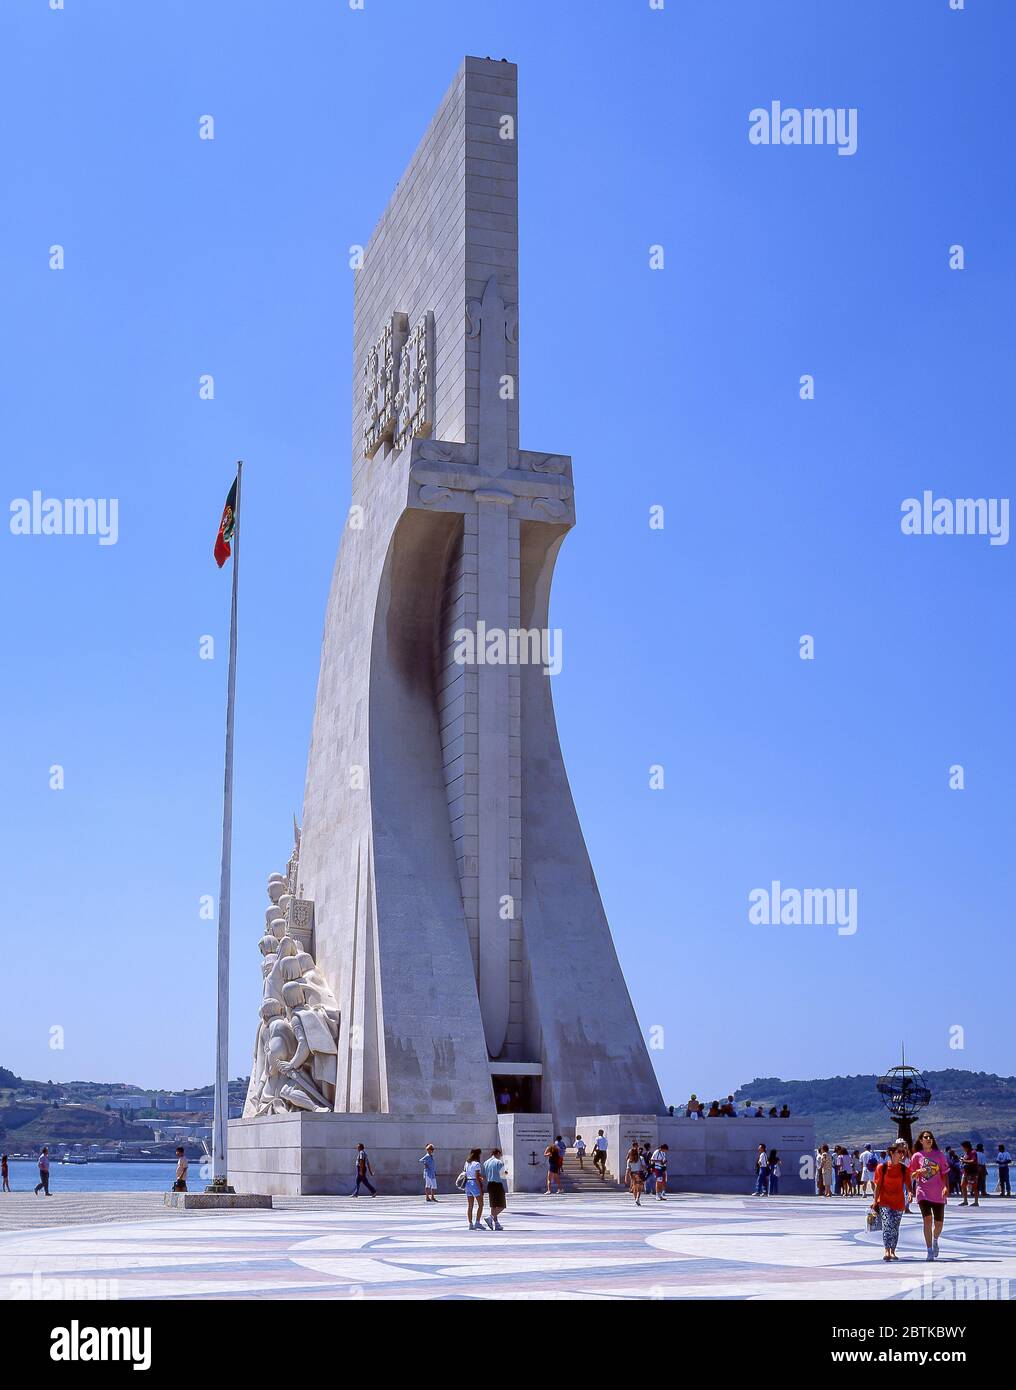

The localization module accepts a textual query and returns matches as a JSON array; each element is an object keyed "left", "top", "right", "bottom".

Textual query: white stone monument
[{"left": 230, "top": 57, "right": 669, "bottom": 1195}]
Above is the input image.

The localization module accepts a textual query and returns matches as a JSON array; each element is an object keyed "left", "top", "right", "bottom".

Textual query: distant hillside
[
  {"left": 5, "top": 1065, "right": 1014, "bottom": 1153},
  {"left": 0, "top": 1069, "right": 178, "bottom": 1149},
  {"left": 734, "top": 1070, "right": 1016, "bottom": 1149},
  {"left": 0, "top": 1100, "right": 152, "bottom": 1146}
]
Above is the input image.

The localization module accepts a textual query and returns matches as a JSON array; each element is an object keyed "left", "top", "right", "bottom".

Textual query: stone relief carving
[
  {"left": 527, "top": 454, "right": 568, "bottom": 474},
  {"left": 393, "top": 310, "right": 435, "bottom": 452},
  {"left": 465, "top": 283, "right": 518, "bottom": 343},
  {"left": 416, "top": 439, "right": 455, "bottom": 463},
  {"left": 418, "top": 484, "right": 453, "bottom": 506},
  {"left": 364, "top": 309, "right": 436, "bottom": 459},
  {"left": 363, "top": 312, "right": 408, "bottom": 459},
  {"left": 243, "top": 825, "right": 339, "bottom": 1117}
]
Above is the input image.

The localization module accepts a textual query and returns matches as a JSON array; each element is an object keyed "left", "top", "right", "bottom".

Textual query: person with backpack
[
  {"left": 352, "top": 1142, "right": 376, "bottom": 1197},
  {"left": 871, "top": 1139, "right": 912, "bottom": 1261},
  {"left": 650, "top": 1143, "right": 669, "bottom": 1200}
]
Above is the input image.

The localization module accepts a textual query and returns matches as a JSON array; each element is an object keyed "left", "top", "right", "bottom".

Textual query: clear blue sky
[{"left": 1, "top": 0, "right": 1012, "bottom": 1102}]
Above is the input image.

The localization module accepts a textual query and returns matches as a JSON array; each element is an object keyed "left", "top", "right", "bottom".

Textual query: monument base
[
  {"left": 231, "top": 1111, "right": 817, "bottom": 1196},
  {"left": 229, "top": 1112, "right": 501, "bottom": 1196},
  {"left": 164, "top": 1191, "right": 273, "bottom": 1209},
  {"left": 575, "top": 1114, "right": 817, "bottom": 1195}
]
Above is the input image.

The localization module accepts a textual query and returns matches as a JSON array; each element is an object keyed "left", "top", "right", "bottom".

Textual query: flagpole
[{"left": 210, "top": 459, "right": 242, "bottom": 1191}]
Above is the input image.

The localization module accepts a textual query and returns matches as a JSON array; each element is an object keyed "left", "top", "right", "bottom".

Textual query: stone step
[{"left": 558, "top": 1155, "right": 618, "bottom": 1190}]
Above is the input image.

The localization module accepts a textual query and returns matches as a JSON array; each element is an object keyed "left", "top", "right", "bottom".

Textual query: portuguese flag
[{"left": 214, "top": 477, "right": 238, "bottom": 567}]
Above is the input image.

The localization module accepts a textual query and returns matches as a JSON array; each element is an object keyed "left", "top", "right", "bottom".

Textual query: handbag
[
  {"left": 865, "top": 1208, "right": 880, "bottom": 1231},
  {"left": 454, "top": 1170, "right": 467, "bottom": 1190}
]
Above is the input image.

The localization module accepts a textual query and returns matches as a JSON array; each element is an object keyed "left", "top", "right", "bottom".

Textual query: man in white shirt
[
  {"left": 650, "top": 1144, "right": 669, "bottom": 1201},
  {"left": 592, "top": 1130, "right": 608, "bottom": 1180},
  {"left": 173, "top": 1146, "right": 189, "bottom": 1193},
  {"left": 858, "top": 1147, "right": 874, "bottom": 1196}
]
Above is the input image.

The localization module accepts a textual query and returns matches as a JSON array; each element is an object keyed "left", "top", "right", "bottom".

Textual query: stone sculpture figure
[
  {"left": 281, "top": 980, "right": 339, "bottom": 1099},
  {"left": 243, "top": 827, "right": 340, "bottom": 1117},
  {"left": 249, "top": 1000, "right": 331, "bottom": 1115}
]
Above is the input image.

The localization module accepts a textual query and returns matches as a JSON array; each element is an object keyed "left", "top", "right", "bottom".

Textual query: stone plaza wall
[
  {"left": 230, "top": 1113, "right": 498, "bottom": 1197},
  {"left": 232, "top": 1112, "right": 816, "bottom": 1196},
  {"left": 576, "top": 1114, "right": 816, "bottom": 1195}
]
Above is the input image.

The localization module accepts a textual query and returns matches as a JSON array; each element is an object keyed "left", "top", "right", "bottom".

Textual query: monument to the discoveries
[
  {"left": 230, "top": 58, "right": 813, "bottom": 1195},
  {"left": 229, "top": 57, "right": 663, "bottom": 1192}
]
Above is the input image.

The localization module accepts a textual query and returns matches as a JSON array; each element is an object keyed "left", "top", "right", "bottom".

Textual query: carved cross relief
[{"left": 360, "top": 275, "right": 576, "bottom": 1061}]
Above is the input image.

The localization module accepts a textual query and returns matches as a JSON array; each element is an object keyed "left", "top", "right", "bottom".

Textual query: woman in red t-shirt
[{"left": 871, "top": 1140, "right": 912, "bottom": 1261}]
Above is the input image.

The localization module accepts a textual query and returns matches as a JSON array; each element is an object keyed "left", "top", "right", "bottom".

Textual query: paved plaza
[{"left": 1, "top": 1192, "right": 1014, "bottom": 1301}]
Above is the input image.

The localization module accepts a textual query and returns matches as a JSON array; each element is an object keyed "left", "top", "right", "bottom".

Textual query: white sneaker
[
  {"left": 493, "top": 1220, "right": 503, "bottom": 1230},
  {"left": 483, "top": 1217, "right": 494, "bottom": 1230}
]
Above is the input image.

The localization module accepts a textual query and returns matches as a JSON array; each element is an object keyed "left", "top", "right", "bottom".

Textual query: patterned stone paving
[{"left": 1, "top": 1192, "right": 1014, "bottom": 1300}]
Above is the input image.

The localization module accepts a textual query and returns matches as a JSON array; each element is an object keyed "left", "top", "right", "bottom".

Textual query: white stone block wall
[
  {"left": 498, "top": 1112, "right": 554, "bottom": 1192},
  {"left": 657, "top": 1116, "right": 816, "bottom": 1195},
  {"left": 573, "top": 1114, "right": 817, "bottom": 1195},
  {"left": 230, "top": 1114, "right": 499, "bottom": 1197}
]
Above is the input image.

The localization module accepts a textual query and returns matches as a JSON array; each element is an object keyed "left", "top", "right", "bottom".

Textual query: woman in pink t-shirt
[{"left": 909, "top": 1128, "right": 949, "bottom": 1262}]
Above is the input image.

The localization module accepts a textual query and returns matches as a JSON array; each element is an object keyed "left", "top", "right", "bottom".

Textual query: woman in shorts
[
  {"left": 463, "top": 1147, "right": 485, "bottom": 1230},
  {"left": 625, "top": 1142, "right": 647, "bottom": 1206},
  {"left": 544, "top": 1141, "right": 563, "bottom": 1194},
  {"left": 909, "top": 1128, "right": 948, "bottom": 1262}
]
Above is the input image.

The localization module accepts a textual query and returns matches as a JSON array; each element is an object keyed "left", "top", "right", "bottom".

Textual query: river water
[{"left": 3, "top": 1159, "right": 183, "bottom": 1193}]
